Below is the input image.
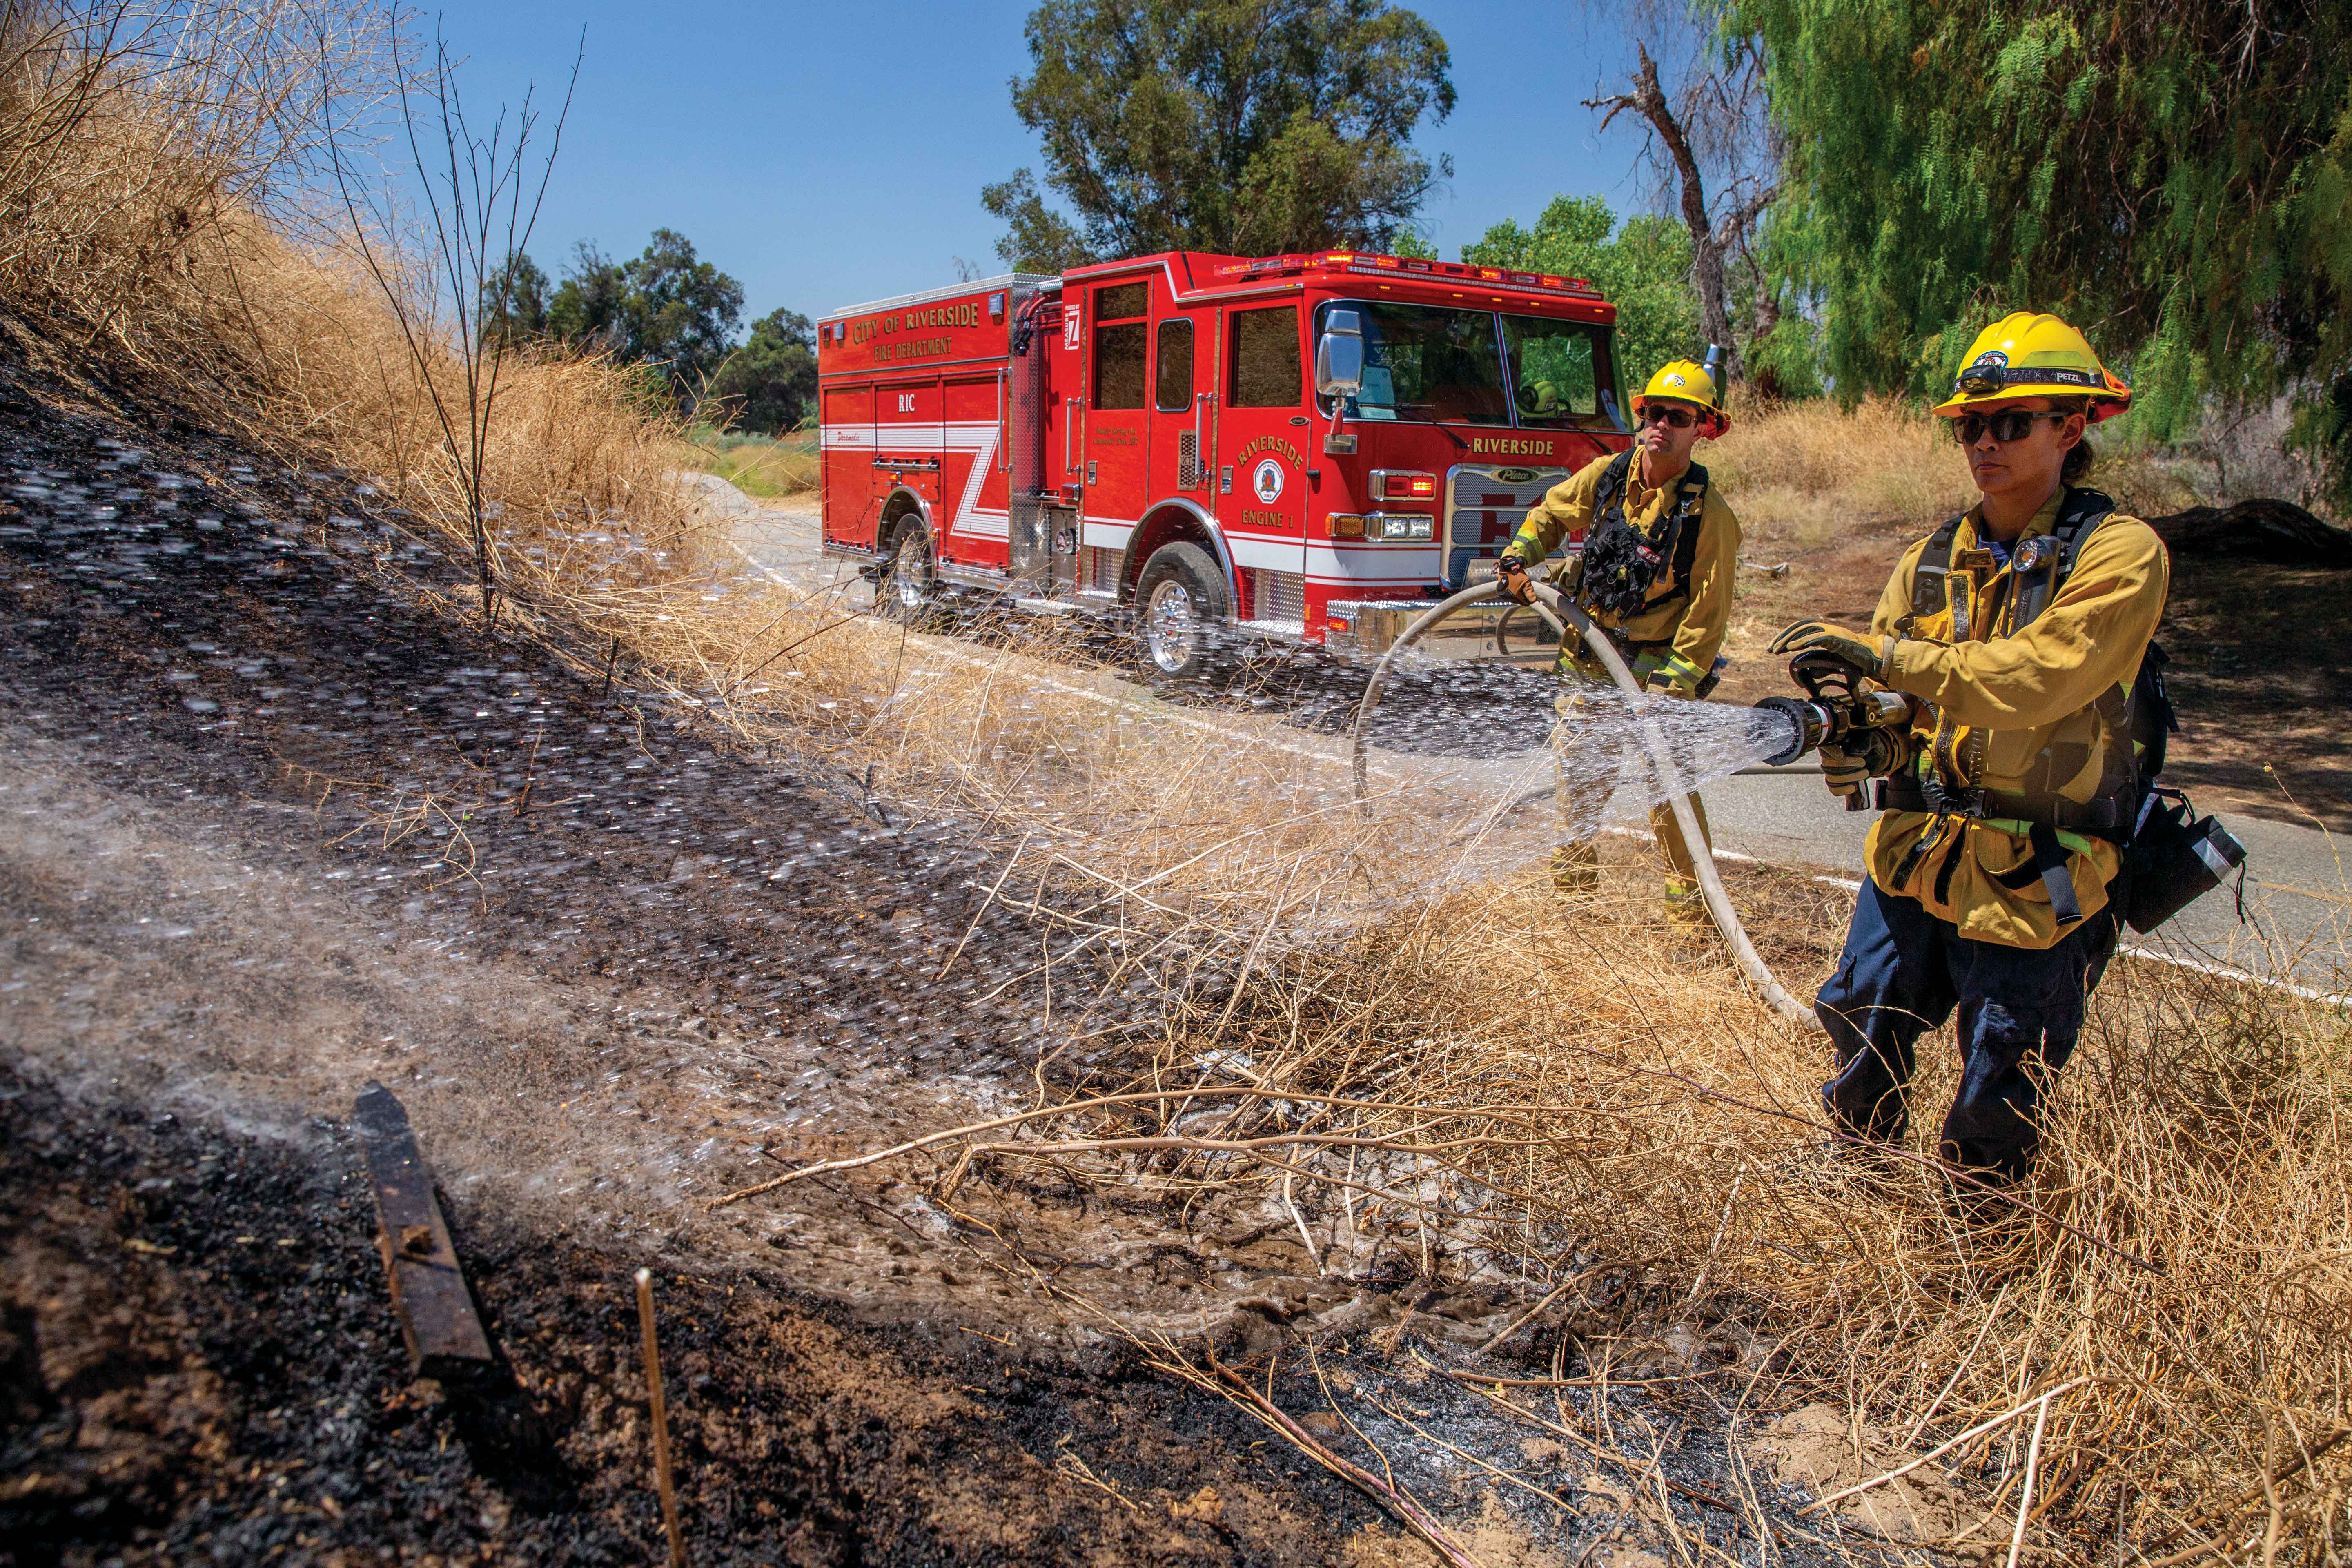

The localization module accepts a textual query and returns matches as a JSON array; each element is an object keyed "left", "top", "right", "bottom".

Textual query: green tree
[
  {"left": 710, "top": 307, "right": 819, "bottom": 434},
  {"left": 983, "top": 0, "right": 1456, "bottom": 270},
  {"left": 545, "top": 231, "right": 744, "bottom": 411},
  {"left": 546, "top": 241, "right": 629, "bottom": 350},
  {"left": 1459, "top": 195, "right": 1702, "bottom": 392},
  {"left": 1740, "top": 0, "right": 2352, "bottom": 488},
  {"left": 619, "top": 228, "right": 744, "bottom": 408},
  {"left": 477, "top": 252, "right": 551, "bottom": 350},
  {"left": 980, "top": 170, "right": 1094, "bottom": 273}
]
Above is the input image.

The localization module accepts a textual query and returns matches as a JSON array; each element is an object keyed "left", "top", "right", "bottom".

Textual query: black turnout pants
[{"left": 1816, "top": 878, "right": 2119, "bottom": 1185}]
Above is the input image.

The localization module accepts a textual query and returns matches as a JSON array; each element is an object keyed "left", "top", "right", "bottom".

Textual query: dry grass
[
  {"left": 685, "top": 428, "right": 820, "bottom": 499},
  {"left": 10, "top": 6, "right": 2351, "bottom": 1558},
  {"left": 1119, "top": 885, "right": 2352, "bottom": 1559},
  {"left": 0, "top": 0, "right": 711, "bottom": 612},
  {"left": 1713, "top": 394, "right": 2203, "bottom": 550},
  {"left": 1707, "top": 396, "right": 1976, "bottom": 548},
  {"left": 656, "top": 566, "right": 2352, "bottom": 1554}
]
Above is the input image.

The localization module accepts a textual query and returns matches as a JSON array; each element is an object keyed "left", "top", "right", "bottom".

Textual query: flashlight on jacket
[{"left": 1753, "top": 650, "right": 1910, "bottom": 766}]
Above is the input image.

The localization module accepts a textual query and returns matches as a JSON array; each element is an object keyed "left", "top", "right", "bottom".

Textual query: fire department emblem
[{"left": 1251, "top": 458, "right": 1284, "bottom": 504}]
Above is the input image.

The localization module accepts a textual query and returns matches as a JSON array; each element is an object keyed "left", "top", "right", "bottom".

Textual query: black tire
[
  {"left": 879, "top": 519, "right": 936, "bottom": 624},
  {"left": 1133, "top": 541, "right": 1231, "bottom": 683},
  {"left": 1492, "top": 601, "right": 1561, "bottom": 664}
]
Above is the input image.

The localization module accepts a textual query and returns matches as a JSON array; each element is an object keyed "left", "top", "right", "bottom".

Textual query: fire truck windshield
[
  {"left": 1317, "top": 301, "right": 1510, "bottom": 425},
  {"left": 1316, "top": 300, "right": 1619, "bottom": 432}
]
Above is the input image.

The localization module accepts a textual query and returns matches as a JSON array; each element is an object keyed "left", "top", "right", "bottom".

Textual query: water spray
[{"left": 1349, "top": 582, "right": 1824, "bottom": 1032}]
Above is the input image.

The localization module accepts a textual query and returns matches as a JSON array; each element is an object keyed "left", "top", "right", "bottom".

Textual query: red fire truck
[{"left": 816, "top": 248, "right": 1632, "bottom": 677}]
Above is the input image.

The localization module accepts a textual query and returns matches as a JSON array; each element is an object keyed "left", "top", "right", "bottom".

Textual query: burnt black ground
[{"left": 0, "top": 1065, "right": 1418, "bottom": 1568}]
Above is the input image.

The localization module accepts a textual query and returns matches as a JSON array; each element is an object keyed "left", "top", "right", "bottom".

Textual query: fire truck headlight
[
  {"left": 1363, "top": 512, "right": 1433, "bottom": 541},
  {"left": 1325, "top": 513, "right": 1366, "bottom": 539}
]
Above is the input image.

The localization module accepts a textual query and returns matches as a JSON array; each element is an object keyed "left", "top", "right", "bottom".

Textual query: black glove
[
  {"left": 1495, "top": 555, "right": 1536, "bottom": 606},
  {"left": 1820, "top": 730, "right": 1900, "bottom": 805},
  {"left": 1768, "top": 620, "right": 1888, "bottom": 681}
]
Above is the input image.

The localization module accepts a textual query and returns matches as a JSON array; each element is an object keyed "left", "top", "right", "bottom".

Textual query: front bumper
[{"left": 1322, "top": 595, "right": 1563, "bottom": 664}]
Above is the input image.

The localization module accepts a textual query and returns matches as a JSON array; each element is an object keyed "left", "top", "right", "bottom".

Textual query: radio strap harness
[{"left": 1575, "top": 449, "right": 1709, "bottom": 620}]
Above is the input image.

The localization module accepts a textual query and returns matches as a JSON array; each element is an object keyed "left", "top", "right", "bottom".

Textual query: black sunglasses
[
  {"left": 1950, "top": 409, "right": 2072, "bottom": 445},
  {"left": 1639, "top": 404, "right": 1697, "bottom": 429}
]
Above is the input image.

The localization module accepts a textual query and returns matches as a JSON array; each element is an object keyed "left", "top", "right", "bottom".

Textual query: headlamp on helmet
[{"left": 1933, "top": 313, "right": 2131, "bottom": 423}]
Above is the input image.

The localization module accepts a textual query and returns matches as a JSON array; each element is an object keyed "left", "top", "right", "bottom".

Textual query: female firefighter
[
  {"left": 1768, "top": 311, "right": 2167, "bottom": 1197},
  {"left": 1496, "top": 359, "right": 1742, "bottom": 924}
]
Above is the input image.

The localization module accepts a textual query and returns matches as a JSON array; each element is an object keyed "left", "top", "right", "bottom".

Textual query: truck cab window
[
  {"left": 1502, "top": 314, "right": 1617, "bottom": 430},
  {"left": 1092, "top": 281, "right": 1149, "bottom": 410},
  {"left": 1155, "top": 318, "right": 1194, "bottom": 412},
  {"left": 1227, "top": 305, "right": 1301, "bottom": 408}
]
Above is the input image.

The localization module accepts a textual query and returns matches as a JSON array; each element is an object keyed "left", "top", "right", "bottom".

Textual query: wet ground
[{"left": 1, "top": 365, "right": 1929, "bottom": 1565}]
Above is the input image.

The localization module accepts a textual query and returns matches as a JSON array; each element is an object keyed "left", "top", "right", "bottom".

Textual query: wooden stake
[{"left": 635, "top": 1267, "right": 686, "bottom": 1568}]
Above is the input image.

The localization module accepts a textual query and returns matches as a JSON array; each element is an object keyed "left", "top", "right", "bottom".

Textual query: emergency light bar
[
  {"left": 1310, "top": 252, "right": 1598, "bottom": 298},
  {"left": 1209, "top": 252, "right": 1600, "bottom": 298}
]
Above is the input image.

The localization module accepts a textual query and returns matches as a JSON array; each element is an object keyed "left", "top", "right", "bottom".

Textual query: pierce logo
[{"left": 1251, "top": 459, "right": 1284, "bottom": 504}]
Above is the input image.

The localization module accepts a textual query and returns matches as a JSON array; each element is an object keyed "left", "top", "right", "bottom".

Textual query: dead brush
[
  {"left": 687, "top": 664, "right": 2351, "bottom": 1563},
  {"left": 278, "top": 756, "right": 489, "bottom": 895},
  {"left": 0, "top": 0, "right": 713, "bottom": 636},
  {"left": 1705, "top": 394, "right": 1975, "bottom": 547},
  {"left": 748, "top": 853, "right": 2352, "bottom": 1560},
  {"left": 0, "top": 1, "right": 388, "bottom": 394}
]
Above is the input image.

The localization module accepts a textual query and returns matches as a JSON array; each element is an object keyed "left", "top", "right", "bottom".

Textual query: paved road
[{"left": 708, "top": 485, "right": 2349, "bottom": 996}]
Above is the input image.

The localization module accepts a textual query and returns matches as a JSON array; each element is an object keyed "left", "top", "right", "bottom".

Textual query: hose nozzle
[
  {"left": 1752, "top": 650, "right": 1910, "bottom": 766},
  {"left": 1754, "top": 695, "right": 1828, "bottom": 767}
]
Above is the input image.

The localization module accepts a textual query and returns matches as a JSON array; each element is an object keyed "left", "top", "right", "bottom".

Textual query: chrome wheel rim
[
  {"left": 892, "top": 536, "right": 929, "bottom": 612},
  {"left": 1145, "top": 580, "right": 1197, "bottom": 673}
]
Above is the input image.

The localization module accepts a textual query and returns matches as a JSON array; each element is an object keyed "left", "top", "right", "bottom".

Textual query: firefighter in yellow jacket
[
  {"left": 1769, "top": 312, "right": 2167, "bottom": 1191},
  {"left": 1497, "top": 359, "right": 1741, "bottom": 922}
]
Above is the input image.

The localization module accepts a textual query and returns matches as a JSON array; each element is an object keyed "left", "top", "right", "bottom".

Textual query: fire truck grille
[{"left": 1444, "top": 465, "right": 1568, "bottom": 555}]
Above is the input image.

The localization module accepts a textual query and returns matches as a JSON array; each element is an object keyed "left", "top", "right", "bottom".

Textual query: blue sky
[{"left": 423, "top": 2, "right": 1655, "bottom": 324}]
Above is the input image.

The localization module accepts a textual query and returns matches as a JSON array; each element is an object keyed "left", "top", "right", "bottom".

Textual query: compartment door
[
  {"left": 1148, "top": 313, "right": 1209, "bottom": 499},
  {"left": 1212, "top": 301, "right": 1309, "bottom": 626},
  {"left": 1081, "top": 276, "right": 1152, "bottom": 532},
  {"left": 873, "top": 378, "right": 943, "bottom": 532},
  {"left": 820, "top": 382, "right": 876, "bottom": 550},
  {"left": 941, "top": 371, "right": 1007, "bottom": 566}
]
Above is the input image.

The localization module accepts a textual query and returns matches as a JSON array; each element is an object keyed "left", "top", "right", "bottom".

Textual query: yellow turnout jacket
[
  {"left": 1508, "top": 452, "right": 1741, "bottom": 693},
  {"left": 1866, "top": 487, "right": 2170, "bottom": 948}
]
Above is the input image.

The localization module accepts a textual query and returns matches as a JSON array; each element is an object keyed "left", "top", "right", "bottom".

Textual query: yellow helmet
[
  {"left": 1931, "top": 311, "right": 2132, "bottom": 423},
  {"left": 1633, "top": 359, "right": 1728, "bottom": 435}
]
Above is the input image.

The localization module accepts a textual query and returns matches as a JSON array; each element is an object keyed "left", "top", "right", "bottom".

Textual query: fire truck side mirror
[{"left": 1316, "top": 310, "right": 1365, "bottom": 400}]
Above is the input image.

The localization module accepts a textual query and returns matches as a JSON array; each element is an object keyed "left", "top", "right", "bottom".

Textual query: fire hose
[{"left": 1349, "top": 580, "right": 1823, "bottom": 1032}]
